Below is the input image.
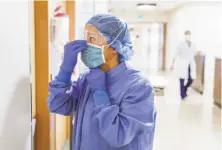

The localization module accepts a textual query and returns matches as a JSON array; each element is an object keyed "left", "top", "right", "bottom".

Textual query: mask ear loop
[
  {"left": 108, "top": 24, "right": 125, "bottom": 46},
  {"left": 101, "top": 26, "right": 125, "bottom": 61},
  {"left": 100, "top": 22, "right": 126, "bottom": 50},
  {"left": 102, "top": 23, "right": 126, "bottom": 51}
]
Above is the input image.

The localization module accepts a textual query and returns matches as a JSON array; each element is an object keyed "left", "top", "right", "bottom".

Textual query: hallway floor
[
  {"left": 153, "top": 74, "right": 221, "bottom": 150},
  {"left": 64, "top": 74, "right": 221, "bottom": 150}
]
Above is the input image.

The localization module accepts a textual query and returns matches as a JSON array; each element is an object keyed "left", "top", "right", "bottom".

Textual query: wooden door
[{"left": 214, "top": 58, "right": 221, "bottom": 108}]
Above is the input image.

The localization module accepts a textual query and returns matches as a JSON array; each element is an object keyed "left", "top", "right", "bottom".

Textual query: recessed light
[{"left": 137, "top": 3, "right": 157, "bottom": 10}]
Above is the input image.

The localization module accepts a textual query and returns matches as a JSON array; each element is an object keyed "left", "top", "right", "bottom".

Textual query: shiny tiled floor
[
  {"left": 153, "top": 74, "right": 221, "bottom": 150},
  {"left": 64, "top": 74, "right": 221, "bottom": 150}
]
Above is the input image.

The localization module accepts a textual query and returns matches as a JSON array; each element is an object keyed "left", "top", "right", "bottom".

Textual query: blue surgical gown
[{"left": 48, "top": 61, "right": 157, "bottom": 150}]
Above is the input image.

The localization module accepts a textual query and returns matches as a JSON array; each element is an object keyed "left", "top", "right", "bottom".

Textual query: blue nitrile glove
[
  {"left": 86, "top": 68, "right": 106, "bottom": 90},
  {"left": 56, "top": 40, "right": 87, "bottom": 83},
  {"left": 86, "top": 68, "right": 110, "bottom": 106}
]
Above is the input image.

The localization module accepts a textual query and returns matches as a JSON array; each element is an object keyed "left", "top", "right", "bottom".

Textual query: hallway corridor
[{"left": 153, "top": 74, "right": 221, "bottom": 150}]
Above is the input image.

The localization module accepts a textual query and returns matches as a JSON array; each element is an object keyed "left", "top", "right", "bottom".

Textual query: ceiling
[{"left": 107, "top": 0, "right": 186, "bottom": 14}]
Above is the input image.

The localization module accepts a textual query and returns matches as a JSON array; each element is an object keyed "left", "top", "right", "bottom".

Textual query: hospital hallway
[
  {"left": 153, "top": 73, "right": 221, "bottom": 150},
  {"left": 0, "top": 1, "right": 222, "bottom": 150}
]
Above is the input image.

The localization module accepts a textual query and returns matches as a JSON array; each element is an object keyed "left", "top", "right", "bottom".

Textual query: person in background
[
  {"left": 47, "top": 14, "right": 156, "bottom": 150},
  {"left": 171, "top": 30, "right": 201, "bottom": 100}
]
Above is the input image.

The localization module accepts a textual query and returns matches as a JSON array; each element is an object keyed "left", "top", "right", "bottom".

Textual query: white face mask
[{"left": 185, "top": 35, "right": 191, "bottom": 41}]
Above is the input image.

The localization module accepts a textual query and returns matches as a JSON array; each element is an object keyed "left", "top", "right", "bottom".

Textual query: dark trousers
[{"left": 180, "top": 65, "right": 193, "bottom": 99}]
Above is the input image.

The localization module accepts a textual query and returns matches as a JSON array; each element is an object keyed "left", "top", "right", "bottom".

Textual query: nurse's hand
[
  {"left": 61, "top": 40, "right": 87, "bottom": 72},
  {"left": 86, "top": 68, "right": 106, "bottom": 90}
]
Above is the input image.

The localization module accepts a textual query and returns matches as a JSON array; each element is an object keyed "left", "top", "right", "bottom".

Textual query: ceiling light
[{"left": 137, "top": 3, "right": 157, "bottom": 10}]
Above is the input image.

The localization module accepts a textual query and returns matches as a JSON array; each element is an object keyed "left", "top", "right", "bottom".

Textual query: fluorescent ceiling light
[{"left": 137, "top": 3, "right": 157, "bottom": 10}]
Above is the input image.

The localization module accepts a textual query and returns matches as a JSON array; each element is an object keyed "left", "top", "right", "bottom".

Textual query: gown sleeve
[
  {"left": 92, "top": 80, "right": 156, "bottom": 148},
  {"left": 47, "top": 73, "right": 86, "bottom": 116}
]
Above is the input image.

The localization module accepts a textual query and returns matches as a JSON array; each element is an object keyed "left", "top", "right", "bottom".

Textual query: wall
[
  {"left": 29, "top": 1, "right": 35, "bottom": 149},
  {"left": 30, "top": 0, "right": 36, "bottom": 120},
  {"left": 95, "top": 0, "right": 109, "bottom": 14},
  {"left": 128, "top": 24, "right": 164, "bottom": 73},
  {"left": 128, "top": 26, "right": 149, "bottom": 71},
  {"left": 166, "top": 2, "right": 221, "bottom": 98},
  {"left": 0, "top": 1, "right": 31, "bottom": 150},
  {"left": 114, "top": 11, "right": 168, "bottom": 23}
]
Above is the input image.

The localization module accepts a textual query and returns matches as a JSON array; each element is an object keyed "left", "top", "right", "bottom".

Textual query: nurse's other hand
[{"left": 86, "top": 68, "right": 106, "bottom": 90}]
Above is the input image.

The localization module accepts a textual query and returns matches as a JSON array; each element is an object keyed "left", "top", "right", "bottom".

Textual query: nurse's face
[{"left": 84, "top": 24, "right": 118, "bottom": 63}]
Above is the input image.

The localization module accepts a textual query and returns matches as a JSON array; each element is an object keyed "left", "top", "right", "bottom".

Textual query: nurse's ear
[
  {"left": 106, "top": 46, "right": 117, "bottom": 55},
  {"left": 111, "top": 49, "right": 117, "bottom": 55},
  {"left": 111, "top": 49, "right": 119, "bottom": 61}
]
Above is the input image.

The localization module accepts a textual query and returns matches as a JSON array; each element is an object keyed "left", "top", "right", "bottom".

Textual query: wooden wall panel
[
  {"left": 214, "top": 58, "right": 221, "bottom": 108},
  {"left": 67, "top": 1, "right": 75, "bottom": 41},
  {"left": 34, "top": 1, "right": 50, "bottom": 150},
  {"left": 192, "top": 54, "right": 205, "bottom": 94},
  {"left": 162, "top": 23, "right": 167, "bottom": 71}
]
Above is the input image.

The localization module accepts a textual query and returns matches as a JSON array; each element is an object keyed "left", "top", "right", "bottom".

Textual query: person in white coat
[{"left": 171, "top": 30, "right": 199, "bottom": 100}]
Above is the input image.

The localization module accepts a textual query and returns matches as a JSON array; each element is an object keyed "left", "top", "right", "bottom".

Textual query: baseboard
[
  {"left": 214, "top": 101, "right": 221, "bottom": 109},
  {"left": 192, "top": 87, "right": 204, "bottom": 95}
]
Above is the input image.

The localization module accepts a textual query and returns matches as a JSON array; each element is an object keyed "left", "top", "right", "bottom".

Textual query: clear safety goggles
[
  {"left": 81, "top": 25, "right": 125, "bottom": 47},
  {"left": 82, "top": 31, "right": 105, "bottom": 46}
]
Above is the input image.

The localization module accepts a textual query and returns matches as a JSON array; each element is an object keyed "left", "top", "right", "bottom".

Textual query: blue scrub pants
[{"left": 180, "top": 65, "right": 193, "bottom": 99}]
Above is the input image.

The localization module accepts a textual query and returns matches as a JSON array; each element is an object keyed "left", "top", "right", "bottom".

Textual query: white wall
[
  {"left": 95, "top": 0, "right": 109, "bottom": 14},
  {"left": 129, "top": 26, "right": 149, "bottom": 72},
  {"left": 128, "top": 23, "right": 164, "bottom": 73},
  {"left": 114, "top": 12, "right": 168, "bottom": 23},
  {"left": 166, "top": 2, "right": 221, "bottom": 97},
  {"left": 0, "top": 1, "right": 31, "bottom": 150}
]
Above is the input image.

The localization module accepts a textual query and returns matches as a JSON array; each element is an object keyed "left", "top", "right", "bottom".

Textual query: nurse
[
  {"left": 171, "top": 30, "right": 199, "bottom": 100},
  {"left": 48, "top": 14, "right": 156, "bottom": 150}
]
